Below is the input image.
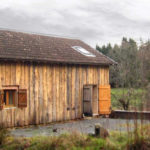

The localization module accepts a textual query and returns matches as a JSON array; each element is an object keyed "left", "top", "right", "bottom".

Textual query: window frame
[
  {"left": 72, "top": 46, "right": 96, "bottom": 57},
  {"left": 4, "top": 90, "right": 16, "bottom": 107},
  {"left": 2, "top": 85, "right": 19, "bottom": 108}
]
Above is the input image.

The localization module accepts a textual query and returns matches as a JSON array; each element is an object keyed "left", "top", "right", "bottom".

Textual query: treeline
[{"left": 96, "top": 38, "right": 150, "bottom": 88}]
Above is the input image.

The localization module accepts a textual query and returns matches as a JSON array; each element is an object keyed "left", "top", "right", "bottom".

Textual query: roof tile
[{"left": 0, "top": 30, "right": 115, "bottom": 65}]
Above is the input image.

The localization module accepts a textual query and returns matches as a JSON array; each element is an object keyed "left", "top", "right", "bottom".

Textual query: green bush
[
  {"left": 127, "top": 125, "right": 150, "bottom": 150},
  {"left": 0, "top": 125, "right": 9, "bottom": 145}
]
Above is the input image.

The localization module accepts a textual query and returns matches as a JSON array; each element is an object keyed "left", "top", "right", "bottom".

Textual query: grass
[
  {"left": 111, "top": 88, "right": 144, "bottom": 110},
  {"left": 0, "top": 125, "right": 9, "bottom": 145},
  {"left": 1, "top": 128, "right": 150, "bottom": 150},
  {"left": 0, "top": 124, "right": 150, "bottom": 150},
  {"left": 1, "top": 132, "right": 108, "bottom": 150}
]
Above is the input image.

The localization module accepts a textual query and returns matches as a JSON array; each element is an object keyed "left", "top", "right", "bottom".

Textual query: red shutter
[
  {"left": 18, "top": 89, "right": 27, "bottom": 108},
  {"left": 0, "top": 90, "right": 4, "bottom": 110}
]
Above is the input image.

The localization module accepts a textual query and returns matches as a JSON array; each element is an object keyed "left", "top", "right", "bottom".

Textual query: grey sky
[{"left": 0, "top": 0, "right": 150, "bottom": 47}]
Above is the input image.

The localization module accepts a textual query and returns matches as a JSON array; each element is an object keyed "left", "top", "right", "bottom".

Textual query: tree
[
  {"left": 119, "top": 38, "right": 140, "bottom": 87},
  {"left": 96, "top": 37, "right": 150, "bottom": 110},
  {"left": 96, "top": 43, "right": 112, "bottom": 55},
  {"left": 96, "top": 37, "right": 140, "bottom": 88},
  {"left": 138, "top": 41, "right": 150, "bottom": 86}
]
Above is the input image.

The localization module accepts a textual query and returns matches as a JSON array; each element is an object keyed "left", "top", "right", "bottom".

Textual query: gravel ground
[{"left": 11, "top": 117, "right": 150, "bottom": 137}]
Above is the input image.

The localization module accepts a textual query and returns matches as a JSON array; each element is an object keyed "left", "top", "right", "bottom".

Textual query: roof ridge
[{"left": 0, "top": 27, "right": 79, "bottom": 40}]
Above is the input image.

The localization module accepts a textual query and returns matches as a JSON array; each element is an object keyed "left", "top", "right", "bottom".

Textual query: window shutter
[
  {"left": 99, "top": 85, "right": 111, "bottom": 115},
  {"left": 18, "top": 89, "right": 27, "bottom": 108},
  {"left": 0, "top": 90, "right": 4, "bottom": 110}
]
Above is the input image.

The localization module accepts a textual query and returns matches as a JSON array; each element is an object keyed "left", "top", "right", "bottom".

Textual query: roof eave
[{"left": 0, "top": 58, "right": 112, "bottom": 66}]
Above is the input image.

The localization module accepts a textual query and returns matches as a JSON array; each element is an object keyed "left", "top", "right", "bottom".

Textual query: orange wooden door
[{"left": 99, "top": 85, "right": 111, "bottom": 115}]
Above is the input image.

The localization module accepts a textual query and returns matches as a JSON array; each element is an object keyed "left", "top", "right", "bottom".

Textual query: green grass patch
[
  {"left": 1, "top": 133, "right": 108, "bottom": 150},
  {"left": 1, "top": 126, "right": 150, "bottom": 150},
  {"left": 111, "top": 88, "right": 145, "bottom": 110}
]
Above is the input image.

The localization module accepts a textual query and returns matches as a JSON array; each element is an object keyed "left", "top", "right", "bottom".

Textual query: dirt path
[{"left": 11, "top": 118, "right": 150, "bottom": 137}]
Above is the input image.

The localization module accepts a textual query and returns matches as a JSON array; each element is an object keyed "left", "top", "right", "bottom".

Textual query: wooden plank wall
[{"left": 0, "top": 62, "right": 109, "bottom": 127}]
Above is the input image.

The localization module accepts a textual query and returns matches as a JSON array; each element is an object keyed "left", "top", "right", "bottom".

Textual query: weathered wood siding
[{"left": 0, "top": 62, "right": 109, "bottom": 127}]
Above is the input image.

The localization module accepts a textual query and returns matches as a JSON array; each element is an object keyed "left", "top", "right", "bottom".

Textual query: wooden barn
[{"left": 0, "top": 30, "right": 115, "bottom": 127}]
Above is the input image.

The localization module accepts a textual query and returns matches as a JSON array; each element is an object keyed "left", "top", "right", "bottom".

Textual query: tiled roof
[{"left": 0, "top": 30, "right": 115, "bottom": 66}]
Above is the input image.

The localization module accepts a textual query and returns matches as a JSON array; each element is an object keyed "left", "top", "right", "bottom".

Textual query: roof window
[{"left": 72, "top": 46, "right": 96, "bottom": 57}]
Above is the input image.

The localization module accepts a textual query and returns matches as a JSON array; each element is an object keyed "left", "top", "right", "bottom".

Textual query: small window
[
  {"left": 72, "top": 46, "right": 96, "bottom": 57},
  {"left": 0, "top": 85, "right": 27, "bottom": 109},
  {"left": 4, "top": 90, "right": 16, "bottom": 107}
]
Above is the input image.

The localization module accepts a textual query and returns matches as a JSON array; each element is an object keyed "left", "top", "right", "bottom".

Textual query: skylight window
[{"left": 72, "top": 46, "right": 96, "bottom": 57}]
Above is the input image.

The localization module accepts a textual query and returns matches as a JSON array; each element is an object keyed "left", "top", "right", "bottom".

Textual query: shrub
[
  {"left": 126, "top": 125, "right": 150, "bottom": 150},
  {"left": 127, "top": 136, "right": 150, "bottom": 150},
  {"left": 0, "top": 124, "right": 9, "bottom": 145}
]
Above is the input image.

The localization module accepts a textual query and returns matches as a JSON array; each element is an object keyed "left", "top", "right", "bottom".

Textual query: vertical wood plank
[
  {"left": 42, "top": 65, "right": 47, "bottom": 124},
  {"left": 0, "top": 64, "right": 2, "bottom": 125},
  {"left": 52, "top": 66, "right": 56, "bottom": 121},
  {"left": 39, "top": 65, "right": 43, "bottom": 124},
  {"left": 64, "top": 65, "right": 67, "bottom": 120},
  {"left": 29, "top": 64, "right": 34, "bottom": 124},
  {"left": 76, "top": 66, "right": 80, "bottom": 118},
  {"left": 15, "top": 63, "right": 21, "bottom": 126},
  {"left": 20, "top": 63, "right": 25, "bottom": 126},
  {"left": 49, "top": 65, "right": 53, "bottom": 122},
  {"left": 35, "top": 65, "right": 39, "bottom": 124},
  {"left": 24, "top": 63, "right": 29, "bottom": 126},
  {"left": 61, "top": 65, "right": 65, "bottom": 121},
  {"left": 56, "top": 65, "right": 60, "bottom": 121},
  {"left": 10, "top": 63, "right": 16, "bottom": 126},
  {"left": 11, "top": 64, "right": 16, "bottom": 127},
  {"left": 59, "top": 65, "right": 63, "bottom": 121},
  {"left": 71, "top": 66, "right": 75, "bottom": 119},
  {"left": 47, "top": 65, "right": 51, "bottom": 123}
]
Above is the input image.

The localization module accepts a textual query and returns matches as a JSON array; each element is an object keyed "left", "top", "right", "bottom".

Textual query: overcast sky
[{"left": 0, "top": 0, "right": 150, "bottom": 47}]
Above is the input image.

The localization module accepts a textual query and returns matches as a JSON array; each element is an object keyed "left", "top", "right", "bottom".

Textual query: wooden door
[
  {"left": 83, "top": 85, "right": 92, "bottom": 116},
  {"left": 92, "top": 85, "right": 98, "bottom": 115},
  {"left": 99, "top": 85, "right": 111, "bottom": 115}
]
